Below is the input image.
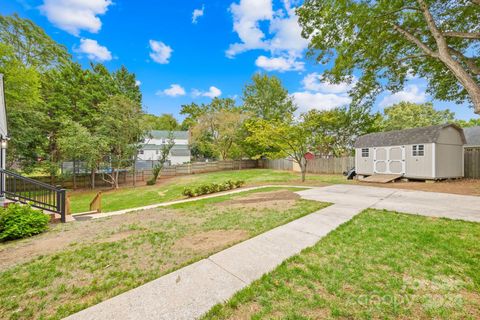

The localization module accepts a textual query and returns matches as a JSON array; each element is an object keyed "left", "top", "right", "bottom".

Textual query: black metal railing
[{"left": 0, "top": 169, "right": 67, "bottom": 222}]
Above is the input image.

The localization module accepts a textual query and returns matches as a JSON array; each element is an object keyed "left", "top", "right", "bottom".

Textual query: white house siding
[
  {"left": 147, "top": 138, "right": 189, "bottom": 146},
  {"left": 405, "top": 143, "right": 434, "bottom": 179}
]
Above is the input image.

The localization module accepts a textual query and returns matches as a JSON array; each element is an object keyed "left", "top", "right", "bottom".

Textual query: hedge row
[{"left": 182, "top": 180, "right": 245, "bottom": 197}]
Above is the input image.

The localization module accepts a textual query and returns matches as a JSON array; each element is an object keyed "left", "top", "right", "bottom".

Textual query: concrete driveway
[
  {"left": 298, "top": 184, "right": 480, "bottom": 222},
  {"left": 65, "top": 184, "right": 480, "bottom": 320}
]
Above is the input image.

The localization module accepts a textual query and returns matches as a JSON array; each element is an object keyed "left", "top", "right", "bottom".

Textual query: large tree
[
  {"left": 381, "top": 101, "right": 455, "bottom": 130},
  {"left": 142, "top": 114, "right": 179, "bottom": 131},
  {"left": 191, "top": 109, "right": 244, "bottom": 160},
  {"left": 246, "top": 118, "right": 312, "bottom": 182},
  {"left": 98, "top": 95, "right": 144, "bottom": 189},
  {"left": 297, "top": 0, "right": 480, "bottom": 113},
  {"left": 0, "top": 14, "right": 69, "bottom": 69},
  {"left": 304, "top": 105, "right": 381, "bottom": 156},
  {"left": 242, "top": 73, "right": 297, "bottom": 121}
]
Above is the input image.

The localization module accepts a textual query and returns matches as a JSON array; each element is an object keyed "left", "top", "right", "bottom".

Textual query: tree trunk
[
  {"left": 114, "top": 169, "right": 119, "bottom": 189},
  {"left": 73, "top": 159, "right": 77, "bottom": 190},
  {"left": 90, "top": 168, "right": 95, "bottom": 189},
  {"left": 299, "top": 157, "right": 308, "bottom": 182},
  {"left": 417, "top": 0, "right": 480, "bottom": 114}
]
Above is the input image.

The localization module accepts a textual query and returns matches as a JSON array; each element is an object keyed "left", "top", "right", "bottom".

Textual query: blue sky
[{"left": 1, "top": 0, "right": 478, "bottom": 121}]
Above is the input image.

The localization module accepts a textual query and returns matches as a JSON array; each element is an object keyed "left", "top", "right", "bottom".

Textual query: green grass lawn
[
  {"left": 69, "top": 169, "right": 348, "bottom": 213},
  {"left": 0, "top": 187, "right": 328, "bottom": 320},
  {"left": 204, "top": 209, "right": 480, "bottom": 320}
]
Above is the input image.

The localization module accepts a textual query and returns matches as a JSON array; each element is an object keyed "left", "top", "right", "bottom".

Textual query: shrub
[
  {"left": 235, "top": 180, "right": 245, "bottom": 188},
  {"left": 146, "top": 179, "right": 156, "bottom": 186},
  {"left": 0, "top": 204, "right": 50, "bottom": 241},
  {"left": 182, "top": 180, "right": 246, "bottom": 198}
]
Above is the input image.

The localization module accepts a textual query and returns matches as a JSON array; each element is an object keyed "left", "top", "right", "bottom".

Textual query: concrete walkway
[
  {"left": 65, "top": 185, "right": 480, "bottom": 320},
  {"left": 72, "top": 185, "right": 307, "bottom": 221}
]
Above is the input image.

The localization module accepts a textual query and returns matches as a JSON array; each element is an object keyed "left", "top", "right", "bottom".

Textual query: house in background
[
  {"left": 138, "top": 130, "right": 191, "bottom": 165},
  {"left": 354, "top": 124, "right": 465, "bottom": 181}
]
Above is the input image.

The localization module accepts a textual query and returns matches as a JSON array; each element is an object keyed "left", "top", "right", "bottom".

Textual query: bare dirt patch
[
  {"left": 172, "top": 229, "right": 248, "bottom": 253},
  {"left": 359, "top": 178, "right": 480, "bottom": 196},
  {"left": 0, "top": 208, "right": 184, "bottom": 269},
  {"left": 216, "top": 190, "right": 300, "bottom": 211}
]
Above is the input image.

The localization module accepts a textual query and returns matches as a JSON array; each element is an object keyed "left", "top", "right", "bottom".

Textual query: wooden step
[{"left": 361, "top": 174, "right": 403, "bottom": 184}]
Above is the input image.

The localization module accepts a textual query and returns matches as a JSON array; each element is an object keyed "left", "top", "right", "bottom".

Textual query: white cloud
[
  {"left": 291, "top": 92, "right": 352, "bottom": 113},
  {"left": 268, "top": 8, "right": 308, "bottom": 56},
  {"left": 159, "top": 84, "right": 186, "bottom": 97},
  {"left": 192, "top": 86, "right": 222, "bottom": 98},
  {"left": 135, "top": 80, "right": 141, "bottom": 86},
  {"left": 76, "top": 38, "right": 112, "bottom": 61},
  {"left": 192, "top": 5, "right": 205, "bottom": 24},
  {"left": 226, "top": 0, "right": 273, "bottom": 57},
  {"left": 226, "top": 0, "right": 307, "bottom": 72},
  {"left": 290, "top": 72, "right": 356, "bottom": 113},
  {"left": 302, "top": 73, "right": 357, "bottom": 93},
  {"left": 255, "top": 55, "right": 304, "bottom": 72},
  {"left": 379, "top": 85, "right": 427, "bottom": 107},
  {"left": 40, "top": 0, "right": 112, "bottom": 36},
  {"left": 149, "top": 40, "right": 173, "bottom": 64}
]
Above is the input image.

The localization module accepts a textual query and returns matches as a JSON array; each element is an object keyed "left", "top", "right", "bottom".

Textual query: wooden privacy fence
[
  {"left": 464, "top": 147, "right": 480, "bottom": 179},
  {"left": 259, "top": 159, "right": 294, "bottom": 171},
  {"left": 261, "top": 157, "right": 354, "bottom": 174},
  {"left": 306, "top": 157, "right": 354, "bottom": 174},
  {"left": 30, "top": 160, "right": 259, "bottom": 189}
]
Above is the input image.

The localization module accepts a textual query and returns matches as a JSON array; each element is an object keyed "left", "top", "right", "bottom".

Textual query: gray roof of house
[
  {"left": 149, "top": 130, "right": 189, "bottom": 140},
  {"left": 354, "top": 124, "right": 465, "bottom": 148},
  {"left": 463, "top": 126, "right": 480, "bottom": 146}
]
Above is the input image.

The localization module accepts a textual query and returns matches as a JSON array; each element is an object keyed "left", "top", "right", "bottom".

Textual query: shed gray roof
[
  {"left": 463, "top": 126, "right": 480, "bottom": 146},
  {"left": 149, "top": 130, "right": 189, "bottom": 140},
  {"left": 354, "top": 124, "right": 465, "bottom": 148}
]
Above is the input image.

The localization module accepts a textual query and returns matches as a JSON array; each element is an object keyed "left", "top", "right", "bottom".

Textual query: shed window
[
  {"left": 139, "top": 150, "right": 144, "bottom": 155},
  {"left": 412, "top": 144, "right": 424, "bottom": 156},
  {"left": 361, "top": 148, "right": 369, "bottom": 157}
]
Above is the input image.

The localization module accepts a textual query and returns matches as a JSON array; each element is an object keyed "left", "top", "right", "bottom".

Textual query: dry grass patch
[{"left": 0, "top": 187, "right": 328, "bottom": 320}]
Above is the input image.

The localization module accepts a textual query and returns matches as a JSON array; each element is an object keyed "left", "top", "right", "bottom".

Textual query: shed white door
[{"left": 373, "top": 146, "right": 405, "bottom": 174}]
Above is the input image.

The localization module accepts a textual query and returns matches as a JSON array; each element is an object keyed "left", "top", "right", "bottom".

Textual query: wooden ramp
[{"left": 361, "top": 174, "right": 403, "bottom": 184}]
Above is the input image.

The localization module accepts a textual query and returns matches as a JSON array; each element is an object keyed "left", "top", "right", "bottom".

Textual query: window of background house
[{"left": 412, "top": 144, "right": 424, "bottom": 156}]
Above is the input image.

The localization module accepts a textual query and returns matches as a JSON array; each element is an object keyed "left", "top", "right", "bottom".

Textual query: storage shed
[{"left": 354, "top": 124, "right": 466, "bottom": 180}]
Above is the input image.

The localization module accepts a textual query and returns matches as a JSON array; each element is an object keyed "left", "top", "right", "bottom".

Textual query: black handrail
[{"left": 0, "top": 169, "right": 67, "bottom": 222}]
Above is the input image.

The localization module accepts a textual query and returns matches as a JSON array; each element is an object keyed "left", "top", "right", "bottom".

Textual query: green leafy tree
[
  {"left": 142, "top": 114, "right": 179, "bottom": 131},
  {"left": 0, "top": 43, "right": 45, "bottom": 170},
  {"left": 297, "top": 0, "right": 480, "bottom": 113},
  {"left": 246, "top": 117, "right": 313, "bottom": 182},
  {"left": 0, "top": 14, "right": 70, "bottom": 69},
  {"left": 191, "top": 109, "right": 245, "bottom": 160},
  {"left": 98, "top": 95, "right": 144, "bottom": 189},
  {"left": 304, "top": 105, "right": 382, "bottom": 156},
  {"left": 381, "top": 102, "right": 455, "bottom": 131},
  {"left": 148, "top": 132, "right": 175, "bottom": 185},
  {"left": 456, "top": 118, "right": 480, "bottom": 128},
  {"left": 57, "top": 120, "right": 106, "bottom": 189},
  {"left": 180, "top": 98, "right": 238, "bottom": 130},
  {"left": 242, "top": 73, "right": 297, "bottom": 121}
]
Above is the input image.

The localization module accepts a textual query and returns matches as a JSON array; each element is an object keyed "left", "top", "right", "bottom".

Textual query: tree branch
[
  {"left": 417, "top": 0, "right": 449, "bottom": 52},
  {"left": 443, "top": 32, "right": 480, "bottom": 39},
  {"left": 448, "top": 47, "right": 480, "bottom": 75},
  {"left": 391, "top": 23, "right": 439, "bottom": 58}
]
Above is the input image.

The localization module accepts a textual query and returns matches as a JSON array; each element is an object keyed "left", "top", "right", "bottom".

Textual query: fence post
[{"left": 57, "top": 189, "right": 66, "bottom": 223}]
